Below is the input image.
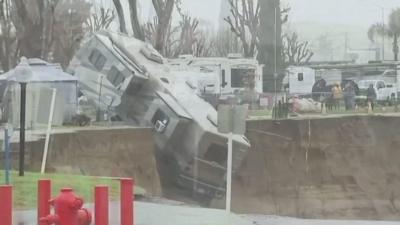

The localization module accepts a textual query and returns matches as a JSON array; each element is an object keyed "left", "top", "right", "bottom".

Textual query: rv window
[
  {"left": 151, "top": 109, "right": 170, "bottom": 131},
  {"left": 89, "top": 49, "right": 107, "bottom": 71},
  {"left": 298, "top": 73, "right": 304, "bottom": 81},
  {"left": 231, "top": 68, "right": 255, "bottom": 88},
  {"left": 107, "top": 66, "right": 125, "bottom": 87},
  {"left": 204, "top": 143, "right": 227, "bottom": 165}
]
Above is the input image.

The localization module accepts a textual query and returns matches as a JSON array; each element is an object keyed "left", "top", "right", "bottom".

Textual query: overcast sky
[
  {"left": 287, "top": 0, "right": 400, "bottom": 28},
  {"left": 90, "top": 0, "right": 400, "bottom": 29},
  {"left": 133, "top": 0, "right": 400, "bottom": 28}
]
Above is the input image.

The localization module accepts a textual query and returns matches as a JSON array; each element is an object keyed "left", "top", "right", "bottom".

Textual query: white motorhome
[
  {"left": 283, "top": 66, "right": 316, "bottom": 95},
  {"left": 168, "top": 55, "right": 264, "bottom": 95}
]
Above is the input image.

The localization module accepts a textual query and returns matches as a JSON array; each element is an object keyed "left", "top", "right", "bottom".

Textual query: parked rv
[{"left": 283, "top": 66, "right": 316, "bottom": 95}]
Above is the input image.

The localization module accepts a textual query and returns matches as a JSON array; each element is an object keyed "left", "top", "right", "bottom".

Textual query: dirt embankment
[
  {"left": 231, "top": 116, "right": 400, "bottom": 220},
  {"left": 27, "top": 127, "right": 162, "bottom": 196}
]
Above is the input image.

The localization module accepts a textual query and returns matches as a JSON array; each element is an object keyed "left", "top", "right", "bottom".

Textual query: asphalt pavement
[{"left": 12, "top": 201, "right": 400, "bottom": 225}]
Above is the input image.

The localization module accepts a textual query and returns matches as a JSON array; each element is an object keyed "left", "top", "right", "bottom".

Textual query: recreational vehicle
[{"left": 68, "top": 31, "right": 250, "bottom": 201}]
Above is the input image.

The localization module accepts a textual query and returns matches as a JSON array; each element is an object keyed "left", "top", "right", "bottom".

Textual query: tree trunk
[
  {"left": 113, "top": 0, "right": 127, "bottom": 34},
  {"left": 13, "top": 0, "right": 43, "bottom": 58},
  {"left": 152, "top": 0, "right": 174, "bottom": 55},
  {"left": 128, "top": 0, "right": 145, "bottom": 41},
  {"left": 257, "top": 0, "right": 283, "bottom": 92}
]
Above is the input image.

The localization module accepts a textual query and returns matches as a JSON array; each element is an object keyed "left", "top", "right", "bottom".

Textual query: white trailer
[{"left": 284, "top": 66, "right": 316, "bottom": 95}]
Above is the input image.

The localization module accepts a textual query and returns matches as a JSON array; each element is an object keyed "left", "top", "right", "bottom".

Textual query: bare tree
[
  {"left": 12, "top": 0, "right": 58, "bottom": 59},
  {"left": 193, "top": 31, "right": 215, "bottom": 57},
  {"left": 214, "top": 28, "right": 242, "bottom": 57},
  {"left": 368, "top": 9, "right": 400, "bottom": 61},
  {"left": 144, "top": 16, "right": 180, "bottom": 58},
  {"left": 283, "top": 32, "right": 314, "bottom": 65},
  {"left": 52, "top": 0, "right": 91, "bottom": 68},
  {"left": 151, "top": 0, "right": 175, "bottom": 55},
  {"left": 112, "top": 0, "right": 127, "bottom": 34},
  {"left": 128, "top": 0, "right": 145, "bottom": 41},
  {"left": 173, "top": 14, "right": 199, "bottom": 56},
  {"left": 85, "top": 5, "right": 115, "bottom": 33},
  {"left": 224, "top": 0, "right": 260, "bottom": 57},
  {"left": 0, "top": 0, "right": 16, "bottom": 71}
]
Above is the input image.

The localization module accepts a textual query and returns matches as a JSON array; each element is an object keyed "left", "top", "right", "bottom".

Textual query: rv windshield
[{"left": 231, "top": 68, "right": 256, "bottom": 88}]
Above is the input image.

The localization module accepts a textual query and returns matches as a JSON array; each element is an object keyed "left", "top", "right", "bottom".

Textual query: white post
[
  {"left": 226, "top": 132, "right": 233, "bottom": 213},
  {"left": 40, "top": 88, "right": 57, "bottom": 174}
]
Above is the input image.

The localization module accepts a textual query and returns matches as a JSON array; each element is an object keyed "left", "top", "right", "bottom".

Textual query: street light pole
[
  {"left": 225, "top": 132, "right": 233, "bottom": 213},
  {"left": 19, "top": 82, "right": 27, "bottom": 176},
  {"left": 14, "top": 57, "right": 32, "bottom": 177}
]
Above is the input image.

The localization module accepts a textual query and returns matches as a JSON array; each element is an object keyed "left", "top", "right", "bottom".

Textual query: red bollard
[
  {"left": 0, "top": 185, "right": 12, "bottom": 225},
  {"left": 38, "top": 179, "right": 52, "bottom": 224},
  {"left": 95, "top": 186, "right": 109, "bottom": 225},
  {"left": 120, "top": 178, "right": 134, "bottom": 225}
]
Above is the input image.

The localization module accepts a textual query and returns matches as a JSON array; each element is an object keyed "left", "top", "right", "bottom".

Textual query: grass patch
[{"left": 0, "top": 170, "right": 145, "bottom": 209}]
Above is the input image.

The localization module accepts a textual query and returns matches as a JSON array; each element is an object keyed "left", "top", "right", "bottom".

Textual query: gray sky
[
  {"left": 135, "top": 0, "right": 400, "bottom": 28},
  {"left": 287, "top": 0, "right": 400, "bottom": 28},
  {"left": 92, "top": 0, "right": 400, "bottom": 29}
]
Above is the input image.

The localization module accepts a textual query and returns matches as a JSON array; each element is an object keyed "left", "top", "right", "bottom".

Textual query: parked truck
[{"left": 356, "top": 79, "right": 397, "bottom": 105}]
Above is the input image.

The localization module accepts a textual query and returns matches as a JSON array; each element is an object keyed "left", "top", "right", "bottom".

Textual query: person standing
[
  {"left": 366, "top": 84, "right": 377, "bottom": 111},
  {"left": 343, "top": 82, "right": 356, "bottom": 110},
  {"left": 332, "top": 83, "right": 342, "bottom": 110},
  {"left": 312, "top": 80, "right": 322, "bottom": 102}
]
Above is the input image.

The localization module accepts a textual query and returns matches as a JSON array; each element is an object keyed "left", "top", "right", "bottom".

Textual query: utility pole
[
  {"left": 274, "top": 7, "right": 278, "bottom": 107},
  {"left": 373, "top": 3, "right": 385, "bottom": 60},
  {"left": 344, "top": 32, "right": 348, "bottom": 60},
  {"left": 382, "top": 7, "right": 385, "bottom": 60}
]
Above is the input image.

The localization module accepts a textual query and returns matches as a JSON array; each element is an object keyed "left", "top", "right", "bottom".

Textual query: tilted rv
[{"left": 68, "top": 31, "right": 250, "bottom": 200}]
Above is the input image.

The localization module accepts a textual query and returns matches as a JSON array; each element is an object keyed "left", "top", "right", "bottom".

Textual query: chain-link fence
[{"left": 249, "top": 91, "right": 400, "bottom": 120}]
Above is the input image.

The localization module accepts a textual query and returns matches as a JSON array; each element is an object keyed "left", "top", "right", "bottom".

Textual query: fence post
[
  {"left": 95, "top": 186, "right": 109, "bottom": 225},
  {"left": 0, "top": 185, "right": 12, "bottom": 225},
  {"left": 38, "top": 179, "right": 51, "bottom": 224},
  {"left": 120, "top": 178, "right": 134, "bottom": 225},
  {"left": 4, "top": 127, "right": 11, "bottom": 184}
]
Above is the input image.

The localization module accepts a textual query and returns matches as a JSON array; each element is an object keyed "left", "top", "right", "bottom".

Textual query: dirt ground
[
  {"left": 226, "top": 116, "right": 400, "bottom": 220},
  {"left": 27, "top": 127, "right": 162, "bottom": 196}
]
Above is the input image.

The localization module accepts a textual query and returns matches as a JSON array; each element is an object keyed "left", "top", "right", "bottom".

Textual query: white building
[{"left": 0, "top": 58, "right": 78, "bottom": 128}]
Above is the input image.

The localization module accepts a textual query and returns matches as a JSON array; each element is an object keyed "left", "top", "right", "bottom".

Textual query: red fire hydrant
[{"left": 40, "top": 188, "right": 92, "bottom": 225}]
